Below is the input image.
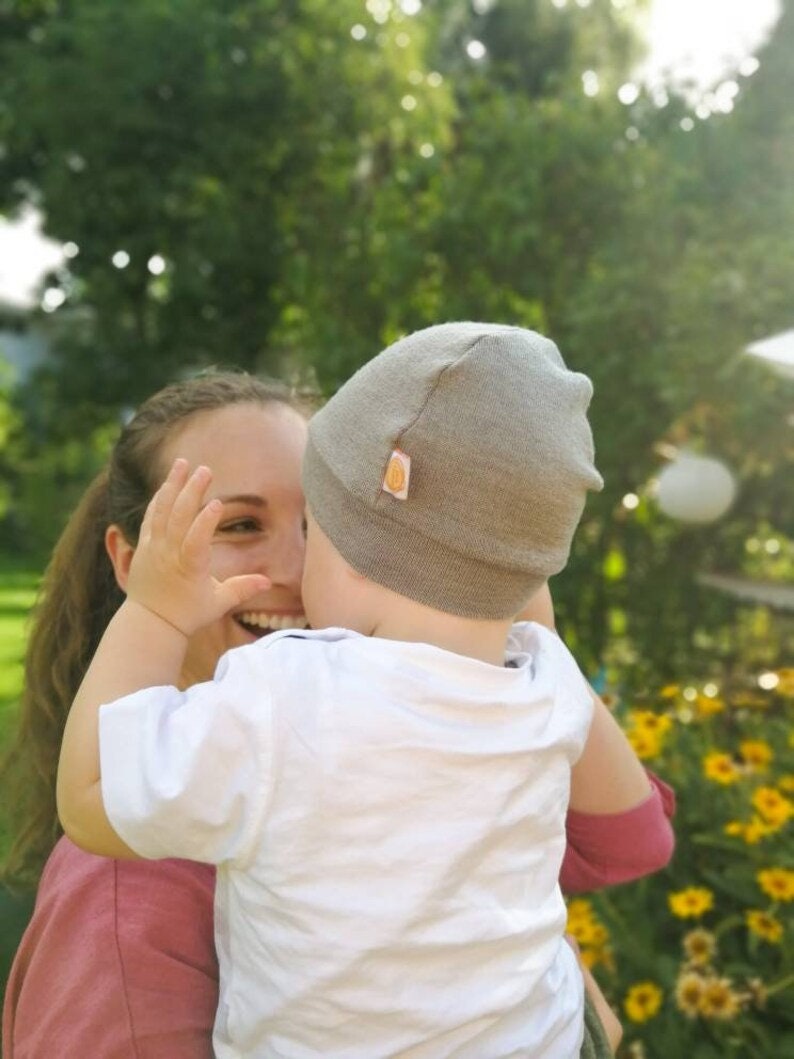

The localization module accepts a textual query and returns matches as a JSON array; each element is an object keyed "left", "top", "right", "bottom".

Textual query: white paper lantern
[
  {"left": 745, "top": 329, "right": 794, "bottom": 380},
  {"left": 656, "top": 453, "right": 737, "bottom": 524}
]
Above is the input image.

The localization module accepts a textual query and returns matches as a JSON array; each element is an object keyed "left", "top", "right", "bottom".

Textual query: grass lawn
[
  {"left": 0, "top": 565, "right": 39, "bottom": 754},
  {"left": 0, "top": 563, "right": 40, "bottom": 1015},
  {"left": 0, "top": 563, "right": 40, "bottom": 857}
]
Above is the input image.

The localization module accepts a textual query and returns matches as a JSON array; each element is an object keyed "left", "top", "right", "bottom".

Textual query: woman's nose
[{"left": 264, "top": 523, "right": 306, "bottom": 590}]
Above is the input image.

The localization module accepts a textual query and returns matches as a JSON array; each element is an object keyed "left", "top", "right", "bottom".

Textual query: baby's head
[{"left": 301, "top": 323, "right": 603, "bottom": 627}]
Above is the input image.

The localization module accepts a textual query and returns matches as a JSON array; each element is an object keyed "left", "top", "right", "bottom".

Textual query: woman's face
[{"left": 158, "top": 400, "right": 308, "bottom": 686}]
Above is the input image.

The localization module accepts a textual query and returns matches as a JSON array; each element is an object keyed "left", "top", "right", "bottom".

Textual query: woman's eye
[{"left": 219, "top": 518, "right": 261, "bottom": 534}]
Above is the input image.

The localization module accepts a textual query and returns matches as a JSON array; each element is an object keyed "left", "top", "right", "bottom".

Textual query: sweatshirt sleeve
[{"left": 560, "top": 771, "right": 676, "bottom": 894}]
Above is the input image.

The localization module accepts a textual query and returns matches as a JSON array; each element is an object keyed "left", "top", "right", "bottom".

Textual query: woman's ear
[{"left": 105, "top": 524, "right": 135, "bottom": 592}]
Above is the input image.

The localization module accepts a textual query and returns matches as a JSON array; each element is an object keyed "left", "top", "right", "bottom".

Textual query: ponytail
[{"left": 0, "top": 472, "right": 124, "bottom": 888}]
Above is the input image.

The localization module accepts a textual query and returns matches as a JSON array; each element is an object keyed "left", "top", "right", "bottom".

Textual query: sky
[
  {"left": 0, "top": 0, "right": 784, "bottom": 312},
  {"left": 638, "top": 0, "right": 781, "bottom": 91}
]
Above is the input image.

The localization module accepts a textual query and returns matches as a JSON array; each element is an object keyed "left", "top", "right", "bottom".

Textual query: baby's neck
[{"left": 370, "top": 607, "right": 513, "bottom": 667}]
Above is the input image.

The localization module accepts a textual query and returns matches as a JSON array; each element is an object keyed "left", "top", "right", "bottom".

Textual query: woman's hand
[{"left": 127, "top": 459, "right": 271, "bottom": 638}]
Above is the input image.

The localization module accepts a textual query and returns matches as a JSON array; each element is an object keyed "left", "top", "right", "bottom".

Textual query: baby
[{"left": 58, "top": 323, "right": 630, "bottom": 1057}]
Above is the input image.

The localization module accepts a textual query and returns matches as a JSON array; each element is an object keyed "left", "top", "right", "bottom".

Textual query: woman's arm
[
  {"left": 569, "top": 696, "right": 652, "bottom": 813},
  {"left": 516, "top": 584, "right": 653, "bottom": 814},
  {"left": 561, "top": 772, "right": 676, "bottom": 893}
]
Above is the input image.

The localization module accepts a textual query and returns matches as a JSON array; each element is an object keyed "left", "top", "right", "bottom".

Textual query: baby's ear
[{"left": 105, "top": 524, "right": 136, "bottom": 592}]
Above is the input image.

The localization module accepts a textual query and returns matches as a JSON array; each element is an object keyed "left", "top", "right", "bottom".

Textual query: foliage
[
  {"left": 0, "top": 358, "right": 21, "bottom": 525},
  {"left": 568, "top": 669, "right": 794, "bottom": 1058},
  {"left": 0, "top": 353, "right": 118, "bottom": 555},
  {"left": 0, "top": 0, "right": 792, "bottom": 675},
  {"left": 0, "top": 0, "right": 440, "bottom": 405}
]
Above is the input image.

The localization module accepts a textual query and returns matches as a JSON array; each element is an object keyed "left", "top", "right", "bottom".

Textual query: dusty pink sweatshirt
[{"left": 3, "top": 773, "right": 674, "bottom": 1058}]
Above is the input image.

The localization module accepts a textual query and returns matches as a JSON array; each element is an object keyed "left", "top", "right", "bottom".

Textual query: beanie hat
[{"left": 303, "top": 322, "right": 604, "bottom": 619}]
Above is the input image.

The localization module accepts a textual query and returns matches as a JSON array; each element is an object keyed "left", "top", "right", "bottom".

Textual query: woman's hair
[{"left": 1, "top": 371, "right": 305, "bottom": 888}]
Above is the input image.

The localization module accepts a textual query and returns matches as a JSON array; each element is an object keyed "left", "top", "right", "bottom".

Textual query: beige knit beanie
[{"left": 303, "top": 322, "right": 604, "bottom": 619}]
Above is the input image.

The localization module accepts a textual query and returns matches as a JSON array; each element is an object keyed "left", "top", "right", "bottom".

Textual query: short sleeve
[
  {"left": 529, "top": 623, "right": 595, "bottom": 761},
  {"left": 99, "top": 646, "right": 272, "bottom": 868}
]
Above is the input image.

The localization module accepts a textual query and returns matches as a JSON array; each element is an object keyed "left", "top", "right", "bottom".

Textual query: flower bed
[{"left": 568, "top": 669, "right": 794, "bottom": 1057}]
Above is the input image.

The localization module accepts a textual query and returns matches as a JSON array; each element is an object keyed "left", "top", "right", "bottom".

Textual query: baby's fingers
[
  {"left": 141, "top": 459, "right": 190, "bottom": 543},
  {"left": 215, "top": 574, "right": 272, "bottom": 613},
  {"left": 180, "top": 493, "right": 224, "bottom": 568},
  {"left": 167, "top": 465, "right": 213, "bottom": 549}
]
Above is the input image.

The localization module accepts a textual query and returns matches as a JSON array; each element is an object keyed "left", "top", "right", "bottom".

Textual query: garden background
[{"left": 0, "top": 1, "right": 792, "bottom": 1056}]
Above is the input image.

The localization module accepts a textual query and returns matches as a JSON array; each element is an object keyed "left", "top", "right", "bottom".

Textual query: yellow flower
[
  {"left": 739, "top": 739, "right": 773, "bottom": 770},
  {"left": 590, "top": 924, "right": 609, "bottom": 947},
  {"left": 675, "top": 971, "right": 705, "bottom": 1017},
  {"left": 743, "top": 816, "right": 776, "bottom": 844},
  {"left": 702, "top": 751, "right": 740, "bottom": 785},
  {"left": 752, "top": 787, "right": 793, "bottom": 827},
  {"left": 579, "top": 944, "right": 615, "bottom": 972},
  {"left": 624, "top": 981, "right": 663, "bottom": 1023},
  {"left": 757, "top": 867, "right": 794, "bottom": 903},
  {"left": 660, "top": 683, "right": 680, "bottom": 699},
  {"left": 779, "top": 775, "right": 794, "bottom": 794},
  {"left": 682, "top": 928, "right": 717, "bottom": 967},
  {"left": 698, "top": 976, "right": 741, "bottom": 1020},
  {"left": 745, "top": 978, "right": 768, "bottom": 1010},
  {"left": 627, "top": 728, "right": 662, "bottom": 761},
  {"left": 725, "top": 815, "right": 778, "bottom": 843},
  {"left": 745, "top": 909, "right": 784, "bottom": 943},
  {"left": 669, "top": 887, "right": 714, "bottom": 919},
  {"left": 568, "top": 918, "right": 601, "bottom": 947},
  {"left": 566, "top": 899, "right": 596, "bottom": 933},
  {"left": 566, "top": 898, "right": 595, "bottom": 922},
  {"left": 695, "top": 693, "right": 725, "bottom": 717},
  {"left": 566, "top": 899, "right": 611, "bottom": 951},
  {"left": 628, "top": 709, "right": 673, "bottom": 736}
]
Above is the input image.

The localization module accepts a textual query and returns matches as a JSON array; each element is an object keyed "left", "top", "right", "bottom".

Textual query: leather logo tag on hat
[{"left": 382, "top": 449, "right": 411, "bottom": 500}]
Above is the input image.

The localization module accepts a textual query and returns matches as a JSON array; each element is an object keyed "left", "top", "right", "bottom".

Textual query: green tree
[
  {"left": 0, "top": 0, "right": 440, "bottom": 410},
  {"left": 1, "top": 0, "right": 791, "bottom": 681}
]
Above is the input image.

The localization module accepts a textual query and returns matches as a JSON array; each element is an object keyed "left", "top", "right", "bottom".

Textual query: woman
[
  {"left": 2, "top": 370, "right": 673, "bottom": 1057},
  {"left": 2, "top": 371, "right": 308, "bottom": 1057}
]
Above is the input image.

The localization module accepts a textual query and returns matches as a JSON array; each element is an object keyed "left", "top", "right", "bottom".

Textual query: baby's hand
[{"left": 126, "top": 459, "right": 271, "bottom": 637}]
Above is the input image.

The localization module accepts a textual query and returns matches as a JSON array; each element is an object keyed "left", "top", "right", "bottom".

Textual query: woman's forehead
[
  {"left": 160, "top": 402, "right": 307, "bottom": 490},
  {"left": 166, "top": 400, "right": 304, "bottom": 447}
]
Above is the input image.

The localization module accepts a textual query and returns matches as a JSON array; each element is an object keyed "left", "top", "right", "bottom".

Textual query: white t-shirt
[{"left": 100, "top": 622, "right": 594, "bottom": 1058}]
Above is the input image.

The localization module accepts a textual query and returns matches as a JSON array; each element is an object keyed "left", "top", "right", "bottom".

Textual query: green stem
[
  {"left": 766, "top": 972, "right": 794, "bottom": 998},
  {"left": 714, "top": 914, "right": 744, "bottom": 938}
]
